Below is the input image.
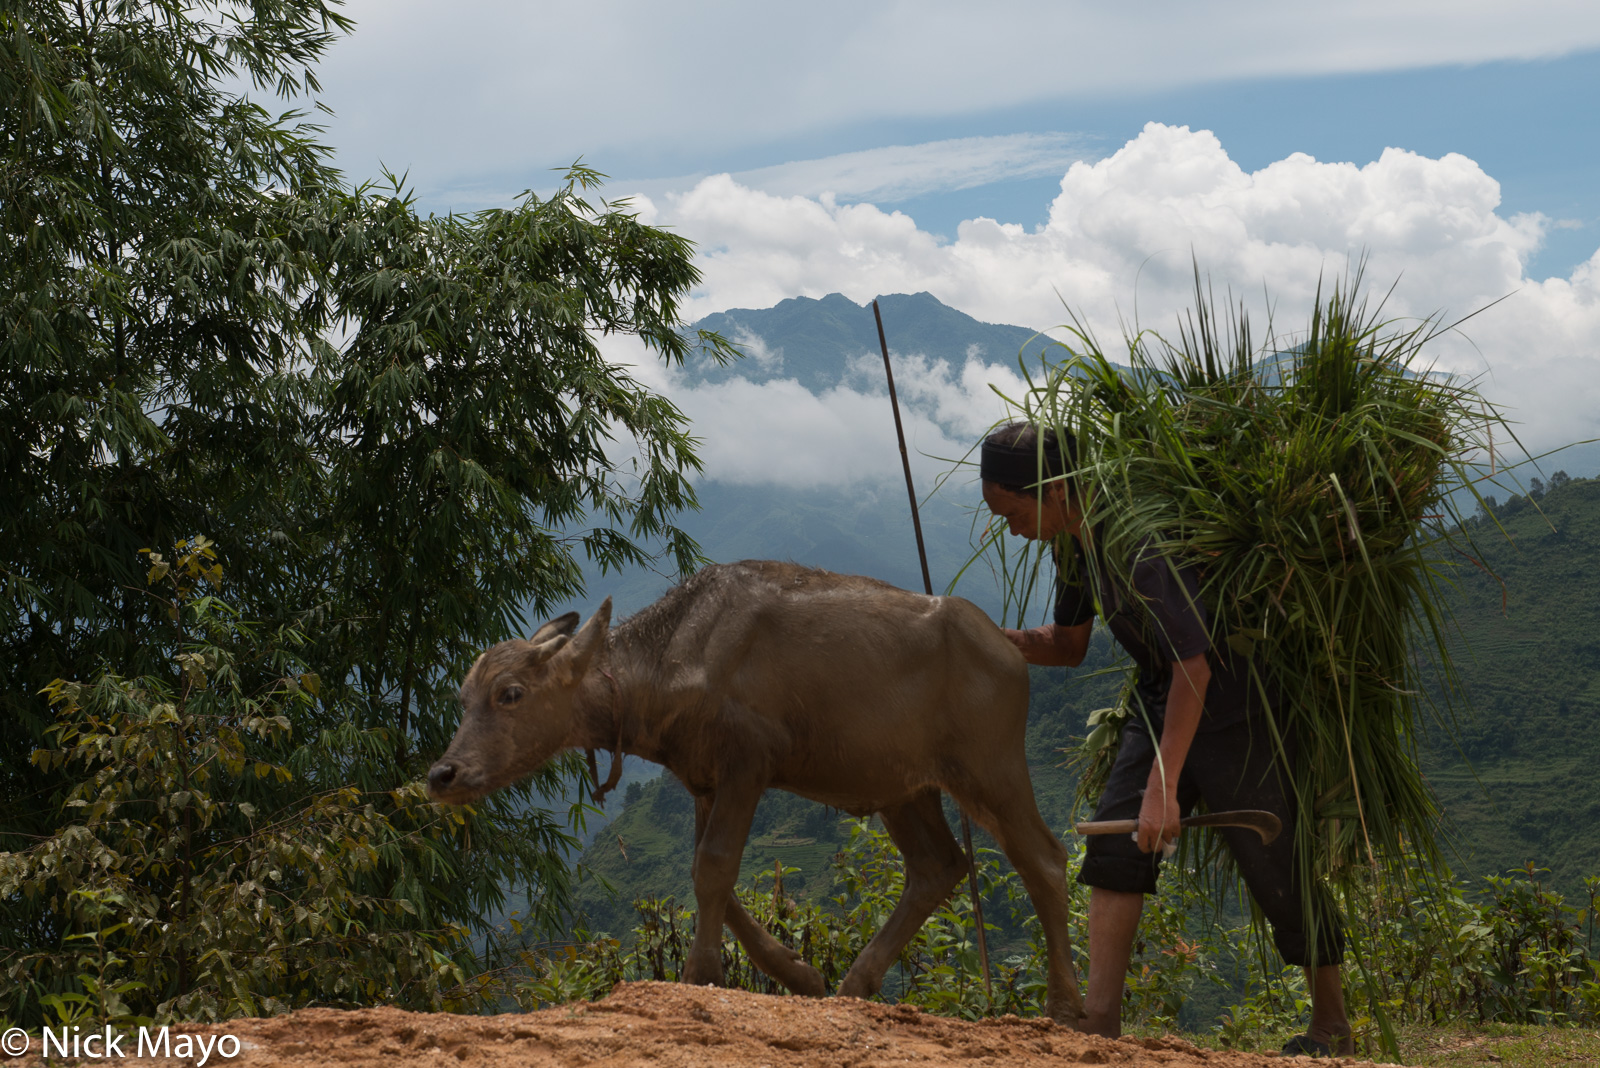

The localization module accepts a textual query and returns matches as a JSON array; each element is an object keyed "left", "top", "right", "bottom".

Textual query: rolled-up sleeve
[{"left": 1054, "top": 539, "right": 1097, "bottom": 627}]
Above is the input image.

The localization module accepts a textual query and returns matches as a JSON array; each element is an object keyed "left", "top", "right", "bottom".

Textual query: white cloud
[
  {"left": 670, "top": 376, "right": 959, "bottom": 490},
  {"left": 726, "top": 326, "right": 784, "bottom": 374},
  {"left": 316, "top": 1, "right": 1600, "bottom": 203},
  {"left": 634, "top": 124, "right": 1599, "bottom": 464},
  {"left": 611, "top": 135, "right": 1096, "bottom": 216},
  {"left": 723, "top": 134, "right": 1095, "bottom": 203},
  {"left": 609, "top": 335, "right": 1021, "bottom": 491},
  {"left": 839, "top": 351, "right": 1033, "bottom": 443}
]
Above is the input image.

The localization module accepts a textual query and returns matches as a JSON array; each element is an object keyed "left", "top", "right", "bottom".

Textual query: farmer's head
[{"left": 980, "top": 422, "right": 1081, "bottom": 541}]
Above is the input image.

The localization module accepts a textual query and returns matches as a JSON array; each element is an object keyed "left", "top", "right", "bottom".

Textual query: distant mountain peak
[{"left": 686, "top": 292, "right": 1056, "bottom": 392}]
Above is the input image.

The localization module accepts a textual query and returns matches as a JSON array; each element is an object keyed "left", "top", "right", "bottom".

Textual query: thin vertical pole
[
  {"left": 874, "top": 302, "right": 933, "bottom": 597},
  {"left": 872, "top": 299, "right": 992, "bottom": 999}
]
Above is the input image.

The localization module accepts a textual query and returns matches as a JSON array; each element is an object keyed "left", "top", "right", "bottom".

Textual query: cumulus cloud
[
  {"left": 843, "top": 351, "right": 1033, "bottom": 443},
  {"left": 633, "top": 123, "right": 1599, "bottom": 468},
  {"left": 725, "top": 326, "right": 785, "bottom": 375},
  {"left": 669, "top": 377, "right": 960, "bottom": 490}
]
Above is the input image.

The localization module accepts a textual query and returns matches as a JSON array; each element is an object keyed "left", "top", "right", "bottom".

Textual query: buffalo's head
[{"left": 427, "top": 599, "right": 611, "bottom": 804}]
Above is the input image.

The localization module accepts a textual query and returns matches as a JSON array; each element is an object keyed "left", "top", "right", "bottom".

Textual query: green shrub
[{"left": 0, "top": 541, "right": 571, "bottom": 1025}]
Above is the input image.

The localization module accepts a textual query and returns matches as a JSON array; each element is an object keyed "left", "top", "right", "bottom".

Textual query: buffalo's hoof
[
  {"left": 1045, "top": 995, "right": 1088, "bottom": 1030},
  {"left": 681, "top": 958, "right": 723, "bottom": 988},
  {"left": 835, "top": 971, "right": 880, "bottom": 1000},
  {"left": 782, "top": 963, "right": 826, "bottom": 998}
]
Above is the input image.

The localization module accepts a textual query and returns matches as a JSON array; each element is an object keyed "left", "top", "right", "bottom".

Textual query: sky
[{"left": 309, "top": 1, "right": 1600, "bottom": 490}]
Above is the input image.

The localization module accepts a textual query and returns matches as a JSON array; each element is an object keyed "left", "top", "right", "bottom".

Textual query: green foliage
[
  {"left": 30, "top": 888, "right": 154, "bottom": 1030},
  {"left": 283, "top": 169, "right": 720, "bottom": 779},
  {"left": 1356, "top": 866, "right": 1600, "bottom": 1027},
  {"left": 0, "top": 544, "right": 543, "bottom": 1023},
  {"left": 1211, "top": 863, "right": 1600, "bottom": 1053},
  {"left": 3, "top": 0, "right": 338, "bottom": 776},
  {"left": 1, "top": 0, "right": 728, "bottom": 1022}
]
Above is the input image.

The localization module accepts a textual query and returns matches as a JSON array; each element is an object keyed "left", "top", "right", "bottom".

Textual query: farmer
[{"left": 979, "top": 421, "right": 1352, "bottom": 1056}]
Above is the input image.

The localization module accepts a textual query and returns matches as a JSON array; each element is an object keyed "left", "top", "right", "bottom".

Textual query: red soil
[{"left": 6, "top": 981, "right": 1397, "bottom": 1068}]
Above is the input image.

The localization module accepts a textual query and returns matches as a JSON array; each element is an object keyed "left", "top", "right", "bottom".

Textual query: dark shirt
[{"left": 1054, "top": 535, "right": 1265, "bottom": 733}]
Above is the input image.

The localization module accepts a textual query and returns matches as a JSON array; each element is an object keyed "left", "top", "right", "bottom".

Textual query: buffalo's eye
[{"left": 497, "top": 685, "right": 524, "bottom": 706}]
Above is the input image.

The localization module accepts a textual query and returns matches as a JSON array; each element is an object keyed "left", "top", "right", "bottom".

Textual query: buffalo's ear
[
  {"left": 530, "top": 611, "right": 580, "bottom": 647},
  {"left": 550, "top": 598, "right": 611, "bottom": 685}
]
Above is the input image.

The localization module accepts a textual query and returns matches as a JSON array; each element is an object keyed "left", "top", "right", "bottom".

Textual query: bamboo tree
[{"left": 1, "top": 0, "right": 735, "bottom": 1021}]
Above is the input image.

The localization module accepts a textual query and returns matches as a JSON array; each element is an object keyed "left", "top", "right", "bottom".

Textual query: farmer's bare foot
[{"left": 1304, "top": 1027, "right": 1356, "bottom": 1057}]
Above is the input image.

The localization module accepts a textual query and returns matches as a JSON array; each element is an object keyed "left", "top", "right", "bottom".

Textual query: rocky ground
[{"left": 8, "top": 982, "right": 1395, "bottom": 1068}]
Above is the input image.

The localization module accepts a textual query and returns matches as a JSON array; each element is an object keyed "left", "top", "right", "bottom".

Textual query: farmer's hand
[
  {"left": 1136, "top": 653, "right": 1206, "bottom": 854},
  {"left": 999, "top": 622, "right": 1090, "bottom": 667},
  {"left": 1136, "top": 779, "right": 1181, "bottom": 854}
]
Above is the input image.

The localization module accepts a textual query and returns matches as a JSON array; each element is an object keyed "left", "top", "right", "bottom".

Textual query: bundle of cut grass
[{"left": 1002, "top": 269, "right": 1507, "bottom": 891}]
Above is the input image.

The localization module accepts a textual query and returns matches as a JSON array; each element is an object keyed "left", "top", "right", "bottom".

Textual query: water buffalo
[{"left": 428, "top": 560, "right": 1084, "bottom": 1025}]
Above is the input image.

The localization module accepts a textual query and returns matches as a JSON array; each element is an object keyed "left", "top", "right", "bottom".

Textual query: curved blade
[{"left": 1177, "top": 810, "right": 1282, "bottom": 844}]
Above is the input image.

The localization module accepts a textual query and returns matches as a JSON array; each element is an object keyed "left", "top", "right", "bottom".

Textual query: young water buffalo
[{"left": 428, "top": 560, "right": 1084, "bottom": 1025}]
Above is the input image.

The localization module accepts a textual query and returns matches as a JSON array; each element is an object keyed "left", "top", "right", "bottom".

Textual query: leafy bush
[{"left": 0, "top": 541, "right": 574, "bottom": 1025}]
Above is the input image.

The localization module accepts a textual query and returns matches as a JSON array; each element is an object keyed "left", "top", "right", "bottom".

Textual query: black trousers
[{"left": 1076, "top": 715, "right": 1344, "bottom": 968}]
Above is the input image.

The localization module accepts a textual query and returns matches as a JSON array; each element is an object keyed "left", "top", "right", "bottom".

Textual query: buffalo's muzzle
[{"left": 427, "top": 761, "right": 459, "bottom": 797}]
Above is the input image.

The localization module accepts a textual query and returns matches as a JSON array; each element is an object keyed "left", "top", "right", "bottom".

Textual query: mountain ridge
[{"left": 686, "top": 291, "right": 1061, "bottom": 392}]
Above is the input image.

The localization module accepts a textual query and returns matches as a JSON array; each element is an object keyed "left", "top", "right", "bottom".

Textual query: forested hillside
[{"left": 1425, "top": 473, "right": 1600, "bottom": 891}]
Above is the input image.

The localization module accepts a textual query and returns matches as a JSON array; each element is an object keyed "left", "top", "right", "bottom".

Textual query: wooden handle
[
  {"left": 1075, "top": 818, "right": 1177, "bottom": 858},
  {"left": 1075, "top": 810, "right": 1281, "bottom": 845}
]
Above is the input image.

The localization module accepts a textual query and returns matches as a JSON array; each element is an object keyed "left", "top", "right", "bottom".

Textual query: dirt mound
[{"left": 8, "top": 982, "right": 1394, "bottom": 1067}]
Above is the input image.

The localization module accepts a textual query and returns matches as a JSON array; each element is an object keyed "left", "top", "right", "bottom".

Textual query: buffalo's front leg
[
  {"left": 690, "top": 795, "right": 825, "bottom": 996},
  {"left": 838, "top": 788, "right": 967, "bottom": 998},
  {"left": 684, "top": 780, "right": 761, "bottom": 986}
]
